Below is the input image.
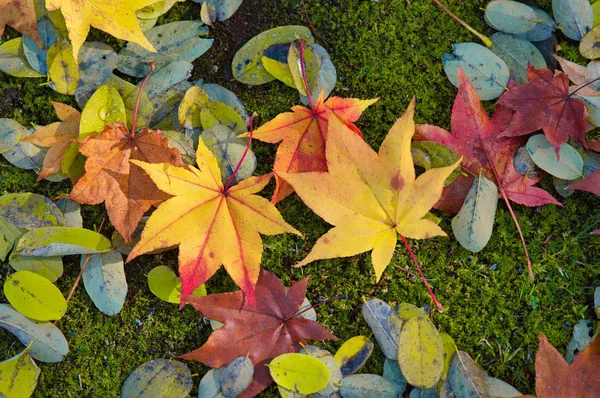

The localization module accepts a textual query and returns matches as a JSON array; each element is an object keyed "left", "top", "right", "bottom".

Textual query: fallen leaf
[
  {"left": 246, "top": 93, "right": 377, "bottom": 203},
  {"left": 126, "top": 138, "right": 299, "bottom": 305},
  {"left": 46, "top": 0, "right": 161, "bottom": 62},
  {"left": 415, "top": 68, "right": 561, "bottom": 212},
  {"left": 552, "top": 0, "right": 593, "bottom": 41},
  {"left": 280, "top": 99, "right": 460, "bottom": 280},
  {"left": 532, "top": 333, "right": 600, "bottom": 397},
  {"left": 121, "top": 359, "right": 193, "bottom": 398},
  {"left": 22, "top": 102, "right": 81, "bottom": 181},
  {"left": 569, "top": 169, "right": 600, "bottom": 196},
  {"left": 0, "top": 0, "right": 43, "bottom": 47},
  {"left": 180, "top": 269, "right": 336, "bottom": 397},
  {"left": 69, "top": 123, "right": 185, "bottom": 241},
  {"left": 497, "top": 65, "right": 588, "bottom": 155}
]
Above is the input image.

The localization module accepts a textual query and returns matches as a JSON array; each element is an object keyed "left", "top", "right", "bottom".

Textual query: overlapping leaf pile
[{"left": 1, "top": 0, "right": 599, "bottom": 397}]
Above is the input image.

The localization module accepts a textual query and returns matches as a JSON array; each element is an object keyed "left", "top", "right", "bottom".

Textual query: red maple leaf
[
  {"left": 415, "top": 68, "right": 560, "bottom": 212},
  {"left": 180, "top": 269, "right": 337, "bottom": 397},
  {"left": 497, "top": 65, "right": 588, "bottom": 155},
  {"left": 415, "top": 68, "right": 561, "bottom": 279}
]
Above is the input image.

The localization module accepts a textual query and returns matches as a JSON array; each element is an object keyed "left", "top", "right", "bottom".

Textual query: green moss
[{"left": 0, "top": 0, "right": 598, "bottom": 396}]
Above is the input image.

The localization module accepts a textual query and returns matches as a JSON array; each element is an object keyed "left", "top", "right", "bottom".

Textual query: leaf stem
[
  {"left": 298, "top": 40, "right": 315, "bottom": 110},
  {"left": 432, "top": 0, "right": 493, "bottom": 47},
  {"left": 223, "top": 113, "right": 256, "bottom": 191},
  {"left": 131, "top": 62, "right": 155, "bottom": 137},
  {"left": 399, "top": 234, "right": 444, "bottom": 312},
  {"left": 301, "top": 0, "right": 326, "bottom": 41},
  {"left": 568, "top": 77, "right": 600, "bottom": 97},
  {"left": 295, "top": 294, "right": 347, "bottom": 317}
]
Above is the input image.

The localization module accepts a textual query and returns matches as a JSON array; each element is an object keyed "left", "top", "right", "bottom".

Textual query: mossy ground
[{"left": 0, "top": 0, "right": 598, "bottom": 396}]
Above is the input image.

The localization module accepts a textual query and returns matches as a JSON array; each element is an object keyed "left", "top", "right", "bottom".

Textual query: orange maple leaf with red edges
[
  {"left": 69, "top": 123, "right": 185, "bottom": 241},
  {"left": 242, "top": 92, "right": 377, "bottom": 203},
  {"left": 522, "top": 334, "right": 600, "bottom": 397},
  {"left": 22, "top": 102, "right": 81, "bottom": 181},
  {"left": 0, "top": 0, "right": 43, "bottom": 46}
]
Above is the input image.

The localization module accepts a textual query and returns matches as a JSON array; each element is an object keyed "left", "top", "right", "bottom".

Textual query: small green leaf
[
  {"left": 79, "top": 86, "right": 126, "bottom": 139},
  {"left": 440, "top": 333, "right": 457, "bottom": 379},
  {"left": 395, "top": 302, "right": 427, "bottom": 321},
  {"left": 452, "top": 174, "right": 498, "bottom": 253},
  {"left": 269, "top": 353, "right": 330, "bottom": 394},
  {"left": 81, "top": 250, "right": 127, "bottom": 316},
  {"left": 0, "top": 346, "right": 40, "bottom": 397},
  {"left": 0, "top": 38, "right": 44, "bottom": 78},
  {"left": 0, "top": 119, "right": 30, "bottom": 154},
  {"left": 397, "top": 316, "right": 444, "bottom": 388},
  {"left": 300, "top": 345, "right": 342, "bottom": 396},
  {"left": 14, "top": 227, "right": 111, "bottom": 257},
  {"left": 0, "top": 193, "right": 65, "bottom": 230},
  {"left": 4, "top": 271, "right": 67, "bottom": 321},
  {"left": 526, "top": 134, "right": 584, "bottom": 180},
  {"left": 147, "top": 266, "right": 206, "bottom": 304},
  {"left": 9, "top": 254, "right": 63, "bottom": 282},
  {"left": 198, "top": 368, "right": 223, "bottom": 398},
  {"left": 484, "top": 0, "right": 537, "bottom": 34},
  {"left": 339, "top": 374, "right": 397, "bottom": 398}
]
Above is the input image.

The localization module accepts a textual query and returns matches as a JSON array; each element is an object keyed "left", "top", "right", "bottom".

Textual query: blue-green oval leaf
[
  {"left": 490, "top": 33, "right": 546, "bottom": 85},
  {"left": 121, "top": 359, "right": 193, "bottom": 398},
  {"left": 484, "top": 0, "right": 537, "bottom": 34},
  {"left": 553, "top": 0, "right": 593, "bottom": 41},
  {"left": 81, "top": 249, "right": 127, "bottom": 316},
  {"left": 526, "top": 134, "right": 584, "bottom": 180}
]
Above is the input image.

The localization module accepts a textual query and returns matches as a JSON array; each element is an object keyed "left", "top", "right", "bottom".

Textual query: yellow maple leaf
[
  {"left": 45, "top": 0, "right": 159, "bottom": 62},
  {"left": 280, "top": 99, "right": 461, "bottom": 281},
  {"left": 127, "top": 138, "right": 300, "bottom": 306}
]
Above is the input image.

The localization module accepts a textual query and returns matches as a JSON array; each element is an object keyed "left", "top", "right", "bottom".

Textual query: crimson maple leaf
[
  {"left": 180, "top": 269, "right": 336, "bottom": 397},
  {"left": 415, "top": 68, "right": 561, "bottom": 279},
  {"left": 415, "top": 68, "right": 560, "bottom": 213},
  {"left": 497, "top": 65, "right": 588, "bottom": 155}
]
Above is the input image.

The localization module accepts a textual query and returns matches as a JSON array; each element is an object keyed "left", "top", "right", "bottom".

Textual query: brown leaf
[
  {"left": 533, "top": 333, "right": 600, "bottom": 397},
  {"left": 180, "top": 269, "right": 337, "bottom": 397},
  {"left": 22, "top": 102, "right": 81, "bottom": 181},
  {"left": 69, "top": 123, "right": 185, "bottom": 241},
  {"left": 0, "top": 0, "right": 43, "bottom": 47}
]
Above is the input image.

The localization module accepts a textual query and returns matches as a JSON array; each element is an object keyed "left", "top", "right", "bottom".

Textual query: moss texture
[{"left": 0, "top": 0, "right": 598, "bottom": 396}]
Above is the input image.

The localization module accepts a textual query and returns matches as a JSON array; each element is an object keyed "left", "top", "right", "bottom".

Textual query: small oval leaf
[
  {"left": 484, "top": 0, "right": 538, "bottom": 34},
  {"left": 300, "top": 345, "right": 342, "bottom": 396},
  {"left": 47, "top": 42, "right": 79, "bottom": 95},
  {"left": 14, "top": 227, "right": 111, "bottom": 257},
  {"left": 361, "top": 299, "right": 397, "bottom": 359},
  {"left": 0, "top": 347, "right": 40, "bottom": 397},
  {"left": 269, "top": 353, "right": 330, "bottom": 395},
  {"left": 448, "top": 351, "right": 492, "bottom": 398},
  {"left": 0, "top": 304, "right": 69, "bottom": 363},
  {"left": 0, "top": 193, "right": 65, "bottom": 230},
  {"left": 452, "top": 174, "right": 498, "bottom": 253},
  {"left": 121, "top": 359, "right": 193, "bottom": 398},
  {"left": 220, "top": 356, "right": 254, "bottom": 398},
  {"left": 81, "top": 249, "right": 127, "bottom": 316},
  {"left": 383, "top": 358, "right": 408, "bottom": 397},
  {"left": 553, "top": 0, "right": 593, "bottom": 41},
  {"left": 198, "top": 368, "right": 223, "bottom": 398},
  {"left": 4, "top": 271, "right": 67, "bottom": 321},
  {"left": 334, "top": 336, "right": 374, "bottom": 377},
  {"left": 397, "top": 317, "right": 444, "bottom": 388},
  {"left": 526, "top": 134, "right": 584, "bottom": 180},
  {"left": 339, "top": 374, "right": 397, "bottom": 398},
  {"left": 443, "top": 43, "right": 509, "bottom": 101}
]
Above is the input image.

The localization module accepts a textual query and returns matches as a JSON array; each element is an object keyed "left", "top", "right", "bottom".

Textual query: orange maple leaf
[
  {"left": 126, "top": 138, "right": 300, "bottom": 306},
  {"left": 69, "top": 123, "right": 185, "bottom": 241},
  {"left": 0, "top": 0, "right": 43, "bottom": 46},
  {"left": 243, "top": 92, "right": 377, "bottom": 203},
  {"left": 22, "top": 102, "right": 81, "bottom": 181},
  {"left": 524, "top": 334, "right": 600, "bottom": 397}
]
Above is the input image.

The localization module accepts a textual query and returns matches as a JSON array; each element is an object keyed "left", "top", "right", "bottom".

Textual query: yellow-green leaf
[
  {"left": 440, "top": 333, "right": 457, "bottom": 379},
  {"left": 79, "top": 86, "right": 127, "bottom": 139},
  {"left": 397, "top": 316, "right": 444, "bottom": 388},
  {"left": 396, "top": 302, "right": 426, "bottom": 321},
  {"left": 288, "top": 39, "right": 321, "bottom": 97},
  {"left": 47, "top": 42, "right": 79, "bottom": 95},
  {"left": 334, "top": 336, "right": 374, "bottom": 376},
  {"left": 269, "top": 353, "right": 330, "bottom": 395},
  {"left": 0, "top": 38, "right": 44, "bottom": 78},
  {"left": 0, "top": 346, "right": 40, "bottom": 397},
  {"left": 3, "top": 271, "right": 67, "bottom": 321}
]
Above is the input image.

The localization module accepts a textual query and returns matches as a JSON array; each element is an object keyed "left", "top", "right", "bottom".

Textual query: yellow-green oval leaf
[
  {"left": 0, "top": 346, "right": 40, "bottom": 397},
  {"left": 4, "top": 271, "right": 67, "bottom": 321},
  {"left": 334, "top": 336, "right": 374, "bottom": 377},
  {"left": 397, "top": 316, "right": 444, "bottom": 388},
  {"left": 440, "top": 333, "right": 457, "bottom": 379},
  {"left": 79, "top": 86, "right": 126, "bottom": 139},
  {"left": 14, "top": 227, "right": 111, "bottom": 257},
  {"left": 47, "top": 42, "right": 79, "bottom": 95},
  {"left": 269, "top": 353, "right": 330, "bottom": 394}
]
